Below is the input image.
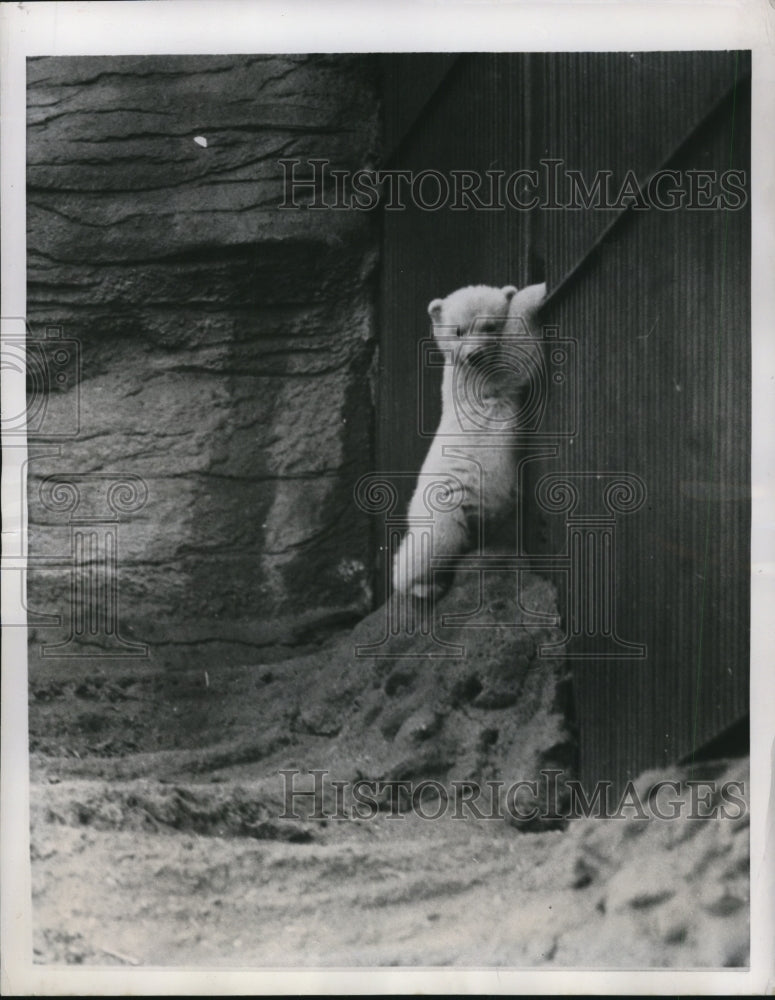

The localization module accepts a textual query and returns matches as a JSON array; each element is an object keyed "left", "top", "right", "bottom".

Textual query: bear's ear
[
  {"left": 427, "top": 298, "right": 444, "bottom": 323},
  {"left": 502, "top": 285, "right": 518, "bottom": 302}
]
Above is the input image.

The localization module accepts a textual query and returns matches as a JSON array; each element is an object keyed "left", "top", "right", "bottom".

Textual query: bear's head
[
  {"left": 428, "top": 284, "right": 516, "bottom": 334},
  {"left": 428, "top": 285, "right": 546, "bottom": 363},
  {"left": 428, "top": 283, "right": 548, "bottom": 425}
]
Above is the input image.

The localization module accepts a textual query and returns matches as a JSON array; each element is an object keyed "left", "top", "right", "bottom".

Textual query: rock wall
[{"left": 26, "top": 55, "right": 381, "bottom": 669}]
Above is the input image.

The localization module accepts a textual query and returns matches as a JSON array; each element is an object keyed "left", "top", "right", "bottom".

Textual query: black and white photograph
[{"left": 1, "top": 1, "right": 773, "bottom": 995}]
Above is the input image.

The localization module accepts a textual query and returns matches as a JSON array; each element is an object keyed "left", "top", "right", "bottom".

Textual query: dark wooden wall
[
  {"left": 378, "top": 52, "right": 750, "bottom": 789},
  {"left": 536, "top": 52, "right": 750, "bottom": 786}
]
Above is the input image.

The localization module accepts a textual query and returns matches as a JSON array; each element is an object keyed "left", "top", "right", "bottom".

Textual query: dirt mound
[
  {"left": 31, "top": 570, "right": 574, "bottom": 795},
  {"left": 28, "top": 570, "right": 748, "bottom": 968}
]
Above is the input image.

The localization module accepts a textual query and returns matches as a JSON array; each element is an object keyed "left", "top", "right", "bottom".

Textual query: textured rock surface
[{"left": 26, "top": 55, "right": 381, "bottom": 669}]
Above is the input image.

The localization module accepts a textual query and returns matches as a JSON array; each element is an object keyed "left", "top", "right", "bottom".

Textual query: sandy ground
[{"left": 29, "top": 651, "right": 749, "bottom": 969}]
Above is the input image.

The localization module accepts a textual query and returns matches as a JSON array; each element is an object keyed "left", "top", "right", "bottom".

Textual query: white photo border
[{"left": 2, "top": 1, "right": 773, "bottom": 995}]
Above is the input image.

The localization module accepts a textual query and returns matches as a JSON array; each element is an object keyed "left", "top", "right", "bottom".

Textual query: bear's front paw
[
  {"left": 406, "top": 573, "right": 454, "bottom": 601},
  {"left": 392, "top": 536, "right": 456, "bottom": 602}
]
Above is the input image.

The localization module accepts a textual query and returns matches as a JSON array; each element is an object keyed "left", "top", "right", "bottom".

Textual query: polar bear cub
[{"left": 392, "top": 282, "right": 547, "bottom": 599}]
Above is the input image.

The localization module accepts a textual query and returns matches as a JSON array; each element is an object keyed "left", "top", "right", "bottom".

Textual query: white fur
[{"left": 393, "top": 282, "right": 547, "bottom": 598}]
